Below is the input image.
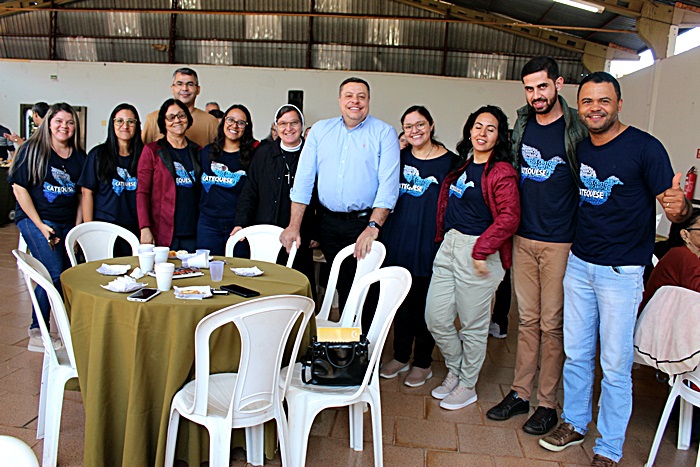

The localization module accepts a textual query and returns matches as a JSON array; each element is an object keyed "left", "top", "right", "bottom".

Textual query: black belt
[{"left": 323, "top": 208, "right": 372, "bottom": 221}]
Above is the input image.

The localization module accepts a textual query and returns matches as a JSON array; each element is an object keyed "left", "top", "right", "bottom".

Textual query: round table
[{"left": 61, "top": 256, "right": 312, "bottom": 467}]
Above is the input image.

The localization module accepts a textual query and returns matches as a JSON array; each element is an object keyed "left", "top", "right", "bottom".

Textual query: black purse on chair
[{"left": 301, "top": 335, "right": 370, "bottom": 386}]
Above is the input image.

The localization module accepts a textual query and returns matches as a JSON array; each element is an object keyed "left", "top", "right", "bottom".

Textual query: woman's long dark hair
[
  {"left": 400, "top": 105, "right": 444, "bottom": 148},
  {"left": 455, "top": 105, "right": 512, "bottom": 175},
  {"left": 209, "top": 104, "right": 255, "bottom": 169},
  {"left": 96, "top": 103, "right": 143, "bottom": 184}
]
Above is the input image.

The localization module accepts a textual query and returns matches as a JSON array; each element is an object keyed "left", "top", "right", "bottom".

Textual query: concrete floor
[{"left": 0, "top": 221, "right": 696, "bottom": 466}]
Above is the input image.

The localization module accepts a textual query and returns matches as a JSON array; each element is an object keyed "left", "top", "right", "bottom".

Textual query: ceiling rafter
[
  {"left": 392, "top": 0, "right": 638, "bottom": 61},
  {"left": 0, "top": 0, "right": 79, "bottom": 19}
]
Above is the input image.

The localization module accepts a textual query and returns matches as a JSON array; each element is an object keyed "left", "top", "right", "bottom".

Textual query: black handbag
[{"left": 301, "top": 335, "right": 370, "bottom": 386}]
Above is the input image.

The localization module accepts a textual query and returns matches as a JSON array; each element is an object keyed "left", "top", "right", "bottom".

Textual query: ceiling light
[{"left": 553, "top": 0, "right": 605, "bottom": 14}]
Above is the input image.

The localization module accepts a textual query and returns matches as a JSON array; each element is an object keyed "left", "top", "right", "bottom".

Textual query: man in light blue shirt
[{"left": 281, "top": 77, "right": 400, "bottom": 318}]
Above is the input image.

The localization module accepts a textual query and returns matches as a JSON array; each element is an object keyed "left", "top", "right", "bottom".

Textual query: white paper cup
[
  {"left": 196, "top": 249, "right": 210, "bottom": 259},
  {"left": 153, "top": 246, "right": 170, "bottom": 264},
  {"left": 154, "top": 262, "right": 175, "bottom": 291},
  {"left": 138, "top": 252, "right": 156, "bottom": 273},
  {"left": 188, "top": 253, "right": 209, "bottom": 269},
  {"left": 138, "top": 243, "right": 155, "bottom": 253},
  {"left": 209, "top": 260, "right": 224, "bottom": 282}
]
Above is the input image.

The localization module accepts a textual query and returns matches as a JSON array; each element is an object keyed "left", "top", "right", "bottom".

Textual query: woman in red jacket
[
  {"left": 137, "top": 99, "right": 202, "bottom": 250},
  {"left": 426, "top": 105, "right": 520, "bottom": 411}
]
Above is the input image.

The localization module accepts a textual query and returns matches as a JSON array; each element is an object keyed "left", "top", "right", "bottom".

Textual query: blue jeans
[
  {"left": 196, "top": 214, "right": 235, "bottom": 256},
  {"left": 17, "top": 218, "right": 74, "bottom": 331},
  {"left": 561, "top": 253, "right": 643, "bottom": 462}
]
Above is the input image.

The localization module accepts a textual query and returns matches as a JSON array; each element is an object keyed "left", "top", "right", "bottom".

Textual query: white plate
[
  {"left": 173, "top": 286, "right": 212, "bottom": 300},
  {"left": 96, "top": 264, "right": 131, "bottom": 276}
]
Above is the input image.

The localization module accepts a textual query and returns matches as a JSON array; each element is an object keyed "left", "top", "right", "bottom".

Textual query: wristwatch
[{"left": 368, "top": 220, "right": 382, "bottom": 231}]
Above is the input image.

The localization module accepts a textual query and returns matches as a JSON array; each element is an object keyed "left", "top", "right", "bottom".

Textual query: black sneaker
[
  {"left": 523, "top": 406, "right": 558, "bottom": 435},
  {"left": 486, "top": 390, "right": 529, "bottom": 421}
]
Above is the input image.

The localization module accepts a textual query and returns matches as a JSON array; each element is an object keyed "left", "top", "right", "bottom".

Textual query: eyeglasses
[
  {"left": 685, "top": 228, "right": 700, "bottom": 231},
  {"left": 114, "top": 118, "right": 138, "bottom": 127},
  {"left": 277, "top": 120, "right": 301, "bottom": 130},
  {"left": 165, "top": 113, "right": 187, "bottom": 122},
  {"left": 225, "top": 117, "right": 248, "bottom": 127},
  {"left": 172, "top": 81, "right": 198, "bottom": 89},
  {"left": 402, "top": 121, "right": 428, "bottom": 132}
]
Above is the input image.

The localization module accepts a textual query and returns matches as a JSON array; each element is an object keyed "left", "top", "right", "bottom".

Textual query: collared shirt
[{"left": 290, "top": 115, "right": 400, "bottom": 212}]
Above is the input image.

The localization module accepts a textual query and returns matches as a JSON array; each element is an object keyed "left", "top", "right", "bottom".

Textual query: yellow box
[{"left": 317, "top": 327, "right": 362, "bottom": 342}]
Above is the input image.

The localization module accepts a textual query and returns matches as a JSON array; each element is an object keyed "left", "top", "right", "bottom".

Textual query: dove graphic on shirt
[
  {"left": 448, "top": 172, "right": 475, "bottom": 198},
  {"left": 43, "top": 166, "right": 76, "bottom": 202},
  {"left": 201, "top": 162, "right": 246, "bottom": 193},
  {"left": 520, "top": 144, "right": 565, "bottom": 185},
  {"left": 174, "top": 161, "right": 194, "bottom": 188},
  {"left": 400, "top": 165, "right": 438, "bottom": 197},
  {"left": 112, "top": 167, "right": 138, "bottom": 196},
  {"left": 578, "top": 163, "right": 623, "bottom": 206}
]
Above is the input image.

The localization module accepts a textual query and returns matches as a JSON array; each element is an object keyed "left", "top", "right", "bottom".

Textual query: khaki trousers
[
  {"left": 426, "top": 230, "right": 505, "bottom": 388},
  {"left": 511, "top": 235, "right": 570, "bottom": 408}
]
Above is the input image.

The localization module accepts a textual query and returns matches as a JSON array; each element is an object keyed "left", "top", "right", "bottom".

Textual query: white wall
[{"left": 0, "top": 60, "right": 579, "bottom": 151}]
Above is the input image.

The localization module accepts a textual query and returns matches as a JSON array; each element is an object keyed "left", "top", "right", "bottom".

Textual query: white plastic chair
[
  {"left": 0, "top": 435, "right": 39, "bottom": 467},
  {"left": 645, "top": 368, "right": 700, "bottom": 466},
  {"left": 64, "top": 221, "right": 139, "bottom": 266},
  {"left": 164, "top": 295, "right": 315, "bottom": 467},
  {"left": 316, "top": 241, "right": 386, "bottom": 327},
  {"left": 225, "top": 224, "right": 297, "bottom": 268},
  {"left": 13, "top": 250, "right": 79, "bottom": 467},
  {"left": 283, "top": 266, "right": 412, "bottom": 467}
]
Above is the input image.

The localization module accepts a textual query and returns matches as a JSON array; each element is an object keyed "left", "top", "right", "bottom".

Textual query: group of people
[{"left": 6, "top": 55, "right": 693, "bottom": 466}]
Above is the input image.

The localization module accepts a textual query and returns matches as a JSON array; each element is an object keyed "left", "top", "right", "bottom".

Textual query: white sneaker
[
  {"left": 27, "top": 328, "right": 63, "bottom": 353},
  {"left": 431, "top": 372, "right": 459, "bottom": 400},
  {"left": 379, "top": 359, "right": 410, "bottom": 379},
  {"left": 488, "top": 322, "right": 507, "bottom": 339},
  {"left": 440, "top": 385, "right": 478, "bottom": 410}
]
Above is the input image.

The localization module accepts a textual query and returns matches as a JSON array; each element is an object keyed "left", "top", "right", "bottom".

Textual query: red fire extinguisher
[{"left": 685, "top": 166, "right": 697, "bottom": 200}]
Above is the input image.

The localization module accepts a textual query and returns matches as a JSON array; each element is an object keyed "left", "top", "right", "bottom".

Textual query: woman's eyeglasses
[
  {"left": 114, "top": 118, "right": 138, "bottom": 127},
  {"left": 402, "top": 121, "right": 428, "bottom": 132},
  {"left": 225, "top": 118, "right": 248, "bottom": 127},
  {"left": 165, "top": 113, "right": 187, "bottom": 122}
]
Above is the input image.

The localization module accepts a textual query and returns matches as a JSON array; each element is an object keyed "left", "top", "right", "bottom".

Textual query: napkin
[
  {"left": 230, "top": 266, "right": 264, "bottom": 277},
  {"left": 101, "top": 275, "right": 147, "bottom": 293},
  {"left": 173, "top": 286, "right": 212, "bottom": 300},
  {"left": 96, "top": 264, "right": 131, "bottom": 276},
  {"left": 130, "top": 267, "right": 145, "bottom": 279}
]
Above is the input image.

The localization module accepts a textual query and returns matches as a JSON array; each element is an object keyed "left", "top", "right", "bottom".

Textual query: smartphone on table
[
  {"left": 220, "top": 284, "right": 260, "bottom": 298},
  {"left": 127, "top": 288, "right": 161, "bottom": 302}
]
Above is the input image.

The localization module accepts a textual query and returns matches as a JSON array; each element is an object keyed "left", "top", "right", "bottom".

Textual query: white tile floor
[{"left": 0, "top": 222, "right": 697, "bottom": 466}]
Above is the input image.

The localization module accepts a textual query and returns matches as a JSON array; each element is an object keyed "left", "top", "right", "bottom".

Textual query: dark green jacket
[{"left": 511, "top": 95, "right": 587, "bottom": 187}]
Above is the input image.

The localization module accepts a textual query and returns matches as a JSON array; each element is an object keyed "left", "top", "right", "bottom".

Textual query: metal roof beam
[
  {"left": 0, "top": 0, "right": 78, "bottom": 18},
  {"left": 392, "top": 0, "right": 638, "bottom": 61}
]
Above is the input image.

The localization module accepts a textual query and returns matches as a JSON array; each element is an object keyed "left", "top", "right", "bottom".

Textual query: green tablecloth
[{"left": 61, "top": 257, "right": 312, "bottom": 467}]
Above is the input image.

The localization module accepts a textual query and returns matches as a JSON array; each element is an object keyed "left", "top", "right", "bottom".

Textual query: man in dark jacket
[{"left": 486, "top": 56, "right": 587, "bottom": 436}]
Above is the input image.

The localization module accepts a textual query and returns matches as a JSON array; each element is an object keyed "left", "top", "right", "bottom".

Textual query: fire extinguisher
[{"left": 685, "top": 166, "right": 697, "bottom": 200}]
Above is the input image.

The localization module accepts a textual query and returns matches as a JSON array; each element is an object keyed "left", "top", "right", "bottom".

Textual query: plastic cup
[
  {"left": 196, "top": 249, "right": 210, "bottom": 259},
  {"left": 153, "top": 246, "right": 170, "bottom": 264},
  {"left": 154, "top": 262, "right": 175, "bottom": 291},
  {"left": 209, "top": 260, "right": 224, "bottom": 282},
  {"left": 138, "top": 251, "right": 156, "bottom": 273}
]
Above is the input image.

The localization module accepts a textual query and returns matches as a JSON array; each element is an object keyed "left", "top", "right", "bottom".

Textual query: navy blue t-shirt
[
  {"left": 383, "top": 149, "right": 455, "bottom": 276},
  {"left": 572, "top": 127, "right": 674, "bottom": 266},
  {"left": 518, "top": 116, "right": 578, "bottom": 242},
  {"left": 78, "top": 146, "right": 138, "bottom": 227},
  {"left": 9, "top": 148, "right": 86, "bottom": 224},
  {"left": 170, "top": 147, "right": 198, "bottom": 237},
  {"left": 444, "top": 161, "right": 493, "bottom": 236},
  {"left": 199, "top": 145, "right": 247, "bottom": 219}
]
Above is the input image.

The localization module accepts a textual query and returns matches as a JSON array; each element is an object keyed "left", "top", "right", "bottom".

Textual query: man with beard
[
  {"left": 142, "top": 67, "right": 218, "bottom": 147},
  {"left": 487, "top": 56, "right": 586, "bottom": 436},
  {"left": 538, "top": 72, "right": 689, "bottom": 466}
]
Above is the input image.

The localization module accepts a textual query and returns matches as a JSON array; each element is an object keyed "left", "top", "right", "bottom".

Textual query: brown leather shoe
[
  {"left": 590, "top": 454, "right": 617, "bottom": 466},
  {"left": 538, "top": 422, "right": 584, "bottom": 452}
]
